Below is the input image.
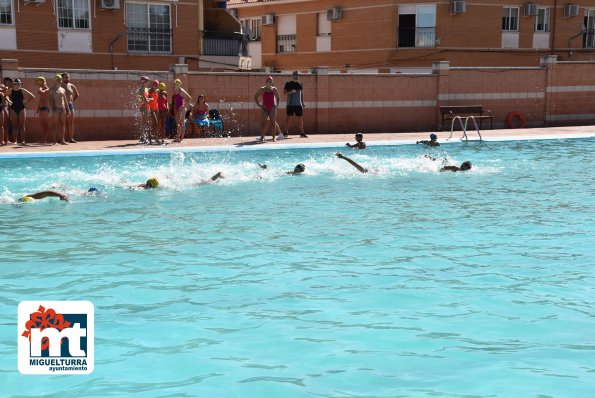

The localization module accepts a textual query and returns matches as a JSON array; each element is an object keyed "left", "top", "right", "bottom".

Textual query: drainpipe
[
  {"left": 110, "top": 32, "right": 125, "bottom": 70},
  {"left": 550, "top": 0, "right": 557, "bottom": 55},
  {"left": 198, "top": 0, "right": 204, "bottom": 56}
]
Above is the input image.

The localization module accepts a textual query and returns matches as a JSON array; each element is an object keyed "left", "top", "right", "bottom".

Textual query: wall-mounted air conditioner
[
  {"left": 451, "top": 1, "right": 466, "bottom": 15},
  {"left": 261, "top": 14, "right": 275, "bottom": 25},
  {"left": 99, "top": 0, "right": 120, "bottom": 9},
  {"left": 24, "top": 0, "right": 46, "bottom": 4},
  {"left": 524, "top": 3, "right": 538, "bottom": 16},
  {"left": 327, "top": 7, "right": 343, "bottom": 21},
  {"left": 564, "top": 4, "right": 579, "bottom": 17}
]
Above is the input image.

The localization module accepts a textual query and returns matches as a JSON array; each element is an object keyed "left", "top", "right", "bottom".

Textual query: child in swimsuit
[
  {"left": 36, "top": 77, "right": 51, "bottom": 144},
  {"left": 192, "top": 94, "right": 210, "bottom": 137},
  {"left": 9, "top": 78, "right": 35, "bottom": 145},
  {"left": 172, "top": 79, "right": 192, "bottom": 143},
  {"left": 157, "top": 83, "right": 168, "bottom": 143}
]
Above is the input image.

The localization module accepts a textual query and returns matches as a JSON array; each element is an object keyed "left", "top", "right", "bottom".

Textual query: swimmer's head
[
  {"left": 145, "top": 177, "right": 159, "bottom": 189},
  {"left": 293, "top": 164, "right": 305, "bottom": 174},
  {"left": 159, "top": 82, "right": 166, "bottom": 91},
  {"left": 355, "top": 132, "right": 363, "bottom": 141},
  {"left": 460, "top": 161, "right": 472, "bottom": 171},
  {"left": 54, "top": 74, "right": 62, "bottom": 81},
  {"left": 152, "top": 79, "right": 160, "bottom": 86},
  {"left": 430, "top": 133, "right": 437, "bottom": 141},
  {"left": 18, "top": 196, "right": 33, "bottom": 203},
  {"left": 13, "top": 78, "right": 22, "bottom": 84},
  {"left": 174, "top": 79, "right": 182, "bottom": 87},
  {"left": 88, "top": 187, "right": 100, "bottom": 194},
  {"left": 36, "top": 76, "right": 46, "bottom": 84},
  {"left": 265, "top": 76, "right": 273, "bottom": 84},
  {"left": 140, "top": 76, "right": 150, "bottom": 82}
]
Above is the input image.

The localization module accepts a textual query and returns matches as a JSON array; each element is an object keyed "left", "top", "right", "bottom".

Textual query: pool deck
[{"left": 0, "top": 126, "right": 593, "bottom": 156}]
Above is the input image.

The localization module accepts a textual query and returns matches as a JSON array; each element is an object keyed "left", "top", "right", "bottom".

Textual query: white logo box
[{"left": 18, "top": 301, "right": 94, "bottom": 375}]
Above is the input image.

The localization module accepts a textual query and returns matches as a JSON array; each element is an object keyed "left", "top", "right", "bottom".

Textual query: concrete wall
[{"left": 2, "top": 56, "right": 594, "bottom": 141}]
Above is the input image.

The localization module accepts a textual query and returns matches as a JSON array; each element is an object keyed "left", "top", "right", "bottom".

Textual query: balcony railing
[
  {"left": 277, "top": 34, "right": 296, "bottom": 53},
  {"left": 398, "top": 27, "right": 435, "bottom": 48},
  {"left": 127, "top": 27, "right": 172, "bottom": 54},
  {"left": 584, "top": 29, "right": 595, "bottom": 49},
  {"left": 202, "top": 31, "right": 247, "bottom": 56}
]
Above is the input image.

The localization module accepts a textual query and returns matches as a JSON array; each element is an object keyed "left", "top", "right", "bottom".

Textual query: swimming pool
[{"left": 1, "top": 137, "right": 594, "bottom": 397}]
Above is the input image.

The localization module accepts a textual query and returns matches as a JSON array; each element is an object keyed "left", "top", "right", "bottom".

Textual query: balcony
[
  {"left": 277, "top": 34, "right": 296, "bottom": 53},
  {"left": 202, "top": 31, "right": 247, "bottom": 56},
  {"left": 127, "top": 28, "right": 172, "bottom": 54},
  {"left": 398, "top": 27, "right": 435, "bottom": 48}
]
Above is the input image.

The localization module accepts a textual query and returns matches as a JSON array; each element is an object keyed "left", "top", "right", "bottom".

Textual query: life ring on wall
[{"left": 506, "top": 112, "right": 526, "bottom": 129}]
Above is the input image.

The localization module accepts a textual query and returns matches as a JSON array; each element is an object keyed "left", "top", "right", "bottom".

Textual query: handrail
[{"left": 446, "top": 115, "right": 482, "bottom": 141}]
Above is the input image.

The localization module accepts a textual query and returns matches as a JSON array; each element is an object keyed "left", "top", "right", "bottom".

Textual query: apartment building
[
  {"left": 0, "top": 0, "right": 243, "bottom": 71},
  {"left": 228, "top": 0, "right": 595, "bottom": 72}
]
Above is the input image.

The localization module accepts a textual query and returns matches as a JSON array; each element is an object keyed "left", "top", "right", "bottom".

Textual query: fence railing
[
  {"left": 202, "top": 31, "right": 247, "bottom": 56},
  {"left": 398, "top": 27, "right": 435, "bottom": 48},
  {"left": 127, "top": 27, "right": 172, "bottom": 54}
]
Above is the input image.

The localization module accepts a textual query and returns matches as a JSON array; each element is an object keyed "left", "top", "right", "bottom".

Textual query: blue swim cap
[
  {"left": 430, "top": 133, "right": 437, "bottom": 140},
  {"left": 88, "top": 187, "right": 100, "bottom": 193}
]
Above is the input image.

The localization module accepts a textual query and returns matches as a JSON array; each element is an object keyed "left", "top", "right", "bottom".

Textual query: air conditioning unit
[
  {"left": 327, "top": 7, "right": 342, "bottom": 21},
  {"left": 261, "top": 14, "right": 275, "bottom": 25},
  {"left": 24, "top": 0, "right": 46, "bottom": 4},
  {"left": 99, "top": 0, "right": 120, "bottom": 9},
  {"left": 524, "top": 3, "right": 538, "bottom": 16},
  {"left": 229, "top": 9, "right": 237, "bottom": 18},
  {"left": 564, "top": 4, "right": 579, "bottom": 17},
  {"left": 450, "top": 1, "right": 466, "bottom": 15}
]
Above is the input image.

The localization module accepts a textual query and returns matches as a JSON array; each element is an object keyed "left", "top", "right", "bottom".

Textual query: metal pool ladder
[{"left": 446, "top": 116, "right": 483, "bottom": 141}]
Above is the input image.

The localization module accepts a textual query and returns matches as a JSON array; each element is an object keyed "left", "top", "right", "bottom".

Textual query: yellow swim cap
[
  {"left": 146, "top": 178, "right": 159, "bottom": 188},
  {"left": 174, "top": 79, "right": 182, "bottom": 86},
  {"left": 159, "top": 83, "right": 166, "bottom": 91},
  {"left": 36, "top": 76, "right": 46, "bottom": 83},
  {"left": 54, "top": 73, "right": 62, "bottom": 81},
  {"left": 19, "top": 196, "right": 34, "bottom": 203}
]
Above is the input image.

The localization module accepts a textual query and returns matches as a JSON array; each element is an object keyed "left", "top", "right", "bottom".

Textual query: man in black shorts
[{"left": 283, "top": 71, "right": 308, "bottom": 138}]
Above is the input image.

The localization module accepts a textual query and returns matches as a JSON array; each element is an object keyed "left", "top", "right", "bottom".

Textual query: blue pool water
[{"left": 1, "top": 138, "right": 594, "bottom": 397}]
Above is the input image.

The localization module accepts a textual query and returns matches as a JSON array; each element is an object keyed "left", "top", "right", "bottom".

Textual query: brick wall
[{"left": 2, "top": 56, "right": 594, "bottom": 141}]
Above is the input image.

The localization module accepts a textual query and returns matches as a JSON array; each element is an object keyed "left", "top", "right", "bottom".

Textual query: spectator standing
[
  {"left": 49, "top": 74, "right": 68, "bottom": 145},
  {"left": 61, "top": 72, "right": 79, "bottom": 143},
  {"left": 254, "top": 76, "right": 280, "bottom": 142},
  {"left": 35, "top": 77, "right": 51, "bottom": 144},
  {"left": 283, "top": 71, "right": 308, "bottom": 138},
  {"left": 9, "top": 78, "right": 35, "bottom": 145}
]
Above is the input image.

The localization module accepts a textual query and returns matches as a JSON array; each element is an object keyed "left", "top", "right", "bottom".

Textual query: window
[
  {"left": 318, "top": 12, "right": 331, "bottom": 36},
  {"left": 502, "top": 7, "right": 519, "bottom": 31},
  {"left": 240, "top": 18, "right": 261, "bottom": 41},
  {"left": 0, "top": 0, "right": 12, "bottom": 25},
  {"left": 535, "top": 7, "right": 550, "bottom": 32},
  {"left": 276, "top": 14, "right": 296, "bottom": 53},
  {"left": 126, "top": 2, "right": 172, "bottom": 53},
  {"left": 57, "top": 0, "right": 90, "bottom": 29},
  {"left": 398, "top": 5, "right": 436, "bottom": 48},
  {"left": 585, "top": 9, "right": 595, "bottom": 48}
]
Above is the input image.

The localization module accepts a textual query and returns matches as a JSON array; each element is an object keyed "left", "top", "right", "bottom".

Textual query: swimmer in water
[
  {"left": 335, "top": 152, "right": 368, "bottom": 173},
  {"left": 19, "top": 190, "right": 69, "bottom": 202},
  {"left": 417, "top": 133, "right": 440, "bottom": 147},
  {"left": 134, "top": 173, "right": 224, "bottom": 189},
  {"left": 440, "top": 161, "right": 472, "bottom": 172},
  {"left": 258, "top": 163, "right": 305, "bottom": 175},
  {"left": 346, "top": 132, "right": 366, "bottom": 150}
]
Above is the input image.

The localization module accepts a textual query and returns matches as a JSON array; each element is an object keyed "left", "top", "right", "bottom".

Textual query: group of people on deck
[
  {"left": 137, "top": 76, "right": 216, "bottom": 145},
  {"left": 0, "top": 73, "right": 78, "bottom": 145}
]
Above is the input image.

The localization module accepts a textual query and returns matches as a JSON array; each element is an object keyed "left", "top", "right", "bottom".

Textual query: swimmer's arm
[
  {"left": 273, "top": 87, "right": 280, "bottom": 107},
  {"left": 23, "top": 88, "right": 35, "bottom": 103},
  {"left": 27, "top": 191, "right": 69, "bottom": 201},
  {"left": 257, "top": 163, "right": 268, "bottom": 169},
  {"left": 440, "top": 166, "right": 459, "bottom": 172},
  {"left": 254, "top": 88, "right": 263, "bottom": 108},
  {"left": 72, "top": 84, "right": 79, "bottom": 102},
  {"left": 336, "top": 152, "right": 368, "bottom": 173}
]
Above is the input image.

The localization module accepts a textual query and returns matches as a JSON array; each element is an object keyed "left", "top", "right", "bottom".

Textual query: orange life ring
[{"left": 506, "top": 111, "right": 525, "bottom": 129}]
